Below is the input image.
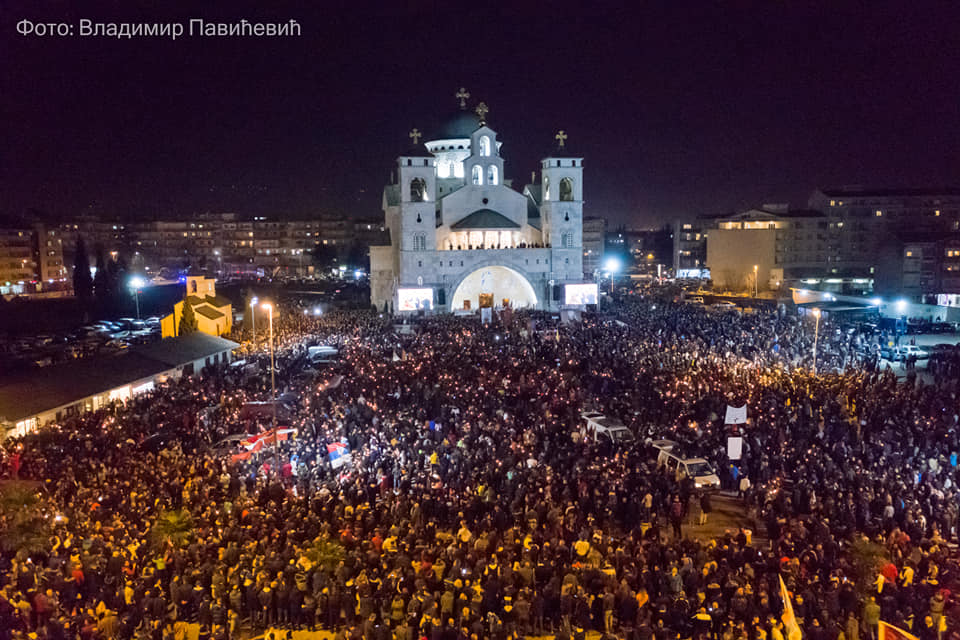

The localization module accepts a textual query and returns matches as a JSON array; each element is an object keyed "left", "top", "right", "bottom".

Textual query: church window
[
  {"left": 572, "top": 160, "right": 577, "bottom": 167},
  {"left": 410, "top": 178, "right": 427, "bottom": 202},
  {"left": 543, "top": 176, "right": 550, "bottom": 201},
  {"left": 566, "top": 258, "right": 570, "bottom": 264},
  {"left": 488, "top": 165, "right": 499, "bottom": 185},
  {"left": 472, "top": 166, "right": 483, "bottom": 185},
  {"left": 479, "top": 136, "right": 491, "bottom": 157},
  {"left": 556, "top": 160, "right": 561, "bottom": 167},
  {"left": 562, "top": 233, "right": 573, "bottom": 248},
  {"left": 560, "top": 178, "right": 573, "bottom": 201},
  {"left": 448, "top": 162, "right": 455, "bottom": 176},
  {"left": 418, "top": 261, "right": 422, "bottom": 267},
  {"left": 407, "top": 159, "right": 412, "bottom": 166},
  {"left": 413, "top": 234, "right": 427, "bottom": 251}
]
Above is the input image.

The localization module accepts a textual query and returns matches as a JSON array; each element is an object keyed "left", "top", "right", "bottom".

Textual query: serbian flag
[
  {"left": 879, "top": 621, "right": 918, "bottom": 640},
  {"left": 779, "top": 576, "right": 802, "bottom": 640},
  {"left": 328, "top": 442, "right": 352, "bottom": 469}
]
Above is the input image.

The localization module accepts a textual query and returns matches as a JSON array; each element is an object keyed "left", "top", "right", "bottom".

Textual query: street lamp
[
  {"left": 812, "top": 308, "right": 821, "bottom": 375},
  {"left": 753, "top": 264, "right": 758, "bottom": 298},
  {"left": 604, "top": 256, "right": 621, "bottom": 294},
  {"left": 262, "top": 302, "right": 279, "bottom": 475},
  {"left": 250, "top": 296, "right": 258, "bottom": 343},
  {"left": 128, "top": 276, "right": 146, "bottom": 319}
]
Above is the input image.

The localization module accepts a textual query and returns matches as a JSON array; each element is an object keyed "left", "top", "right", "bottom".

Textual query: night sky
[{"left": 2, "top": 1, "right": 958, "bottom": 227}]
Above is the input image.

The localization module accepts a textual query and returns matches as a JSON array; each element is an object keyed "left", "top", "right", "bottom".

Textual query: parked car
[{"left": 899, "top": 345, "right": 929, "bottom": 360}]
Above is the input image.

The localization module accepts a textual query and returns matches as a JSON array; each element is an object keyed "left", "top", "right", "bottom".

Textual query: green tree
[
  {"left": 0, "top": 481, "right": 51, "bottom": 557},
  {"left": 242, "top": 290, "right": 256, "bottom": 332},
  {"left": 72, "top": 236, "right": 93, "bottom": 300},
  {"left": 311, "top": 244, "right": 339, "bottom": 272},
  {"left": 93, "top": 247, "right": 110, "bottom": 309},
  {"left": 150, "top": 509, "right": 194, "bottom": 548},
  {"left": 178, "top": 300, "right": 199, "bottom": 335}
]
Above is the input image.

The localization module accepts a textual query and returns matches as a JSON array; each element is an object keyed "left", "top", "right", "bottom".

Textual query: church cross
[
  {"left": 475, "top": 101, "right": 489, "bottom": 123},
  {"left": 409, "top": 128, "right": 422, "bottom": 145},
  {"left": 455, "top": 87, "right": 470, "bottom": 109},
  {"left": 555, "top": 130, "right": 568, "bottom": 148}
]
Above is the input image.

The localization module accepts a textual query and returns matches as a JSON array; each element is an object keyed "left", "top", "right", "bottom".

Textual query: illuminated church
[{"left": 370, "top": 90, "right": 585, "bottom": 312}]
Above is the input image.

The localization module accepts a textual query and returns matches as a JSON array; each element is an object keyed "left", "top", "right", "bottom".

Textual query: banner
[
  {"left": 318, "top": 374, "right": 343, "bottom": 392},
  {"left": 328, "top": 442, "right": 352, "bottom": 469},
  {"left": 240, "top": 428, "right": 297, "bottom": 451},
  {"left": 779, "top": 576, "right": 802, "bottom": 640},
  {"left": 727, "top": 436, "right": 743, "bottom": 460},
  {"left": 725, "top": 405, "right": 747, "bottom": 425},
  {"left": 878, "top": 621, "right": 919, "bottom": 640}
]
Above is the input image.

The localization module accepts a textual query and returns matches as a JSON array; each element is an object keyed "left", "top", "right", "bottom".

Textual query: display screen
[
  {"left": 565, "top": 283, "right": 598, "bottom": 305},
  {"left": 397, "top": 288, "right": 433, "bottom": 311}
]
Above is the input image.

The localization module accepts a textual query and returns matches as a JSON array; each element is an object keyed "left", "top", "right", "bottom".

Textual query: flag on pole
[
  {"left": 878, "top": 621, "right": 918, "bottom": 640},
  {"left": 779, "top": 576, "right": 802, "bottom": 640}
]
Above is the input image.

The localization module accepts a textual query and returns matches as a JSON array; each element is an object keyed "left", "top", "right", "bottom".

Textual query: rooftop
[
  {"left": 451, "top": 209, "right": 520, "bottom": 230},
  {"left": 0, "top": 333, "right": 238, "bottom": 423}
]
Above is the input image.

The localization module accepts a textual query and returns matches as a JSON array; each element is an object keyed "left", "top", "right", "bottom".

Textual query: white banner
[
  {"left": 725, "top": 405, "right": 747, "bottom": 424},
  {"left": 727, "top": 436, "right": 743, "bottom": 460}
]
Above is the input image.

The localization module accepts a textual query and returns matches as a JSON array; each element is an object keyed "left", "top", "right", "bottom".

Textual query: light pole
[
  {"left": 812, "top": 308, "right": 821, "bottom": 375},
  {"left": 604, "top": 256, "right": 621, "bottom": 294},
  {"left": 262, "top": 302, "right": 279, "bottom": 475},
  {"left": 128, "top": 276, "right": 146, "bottom": 319},
  {"left": 753, "top": 264, "right": 758, "bottom": 298},
  {"left": 250, "top": 296, "right": 258, "bottom": 344}
]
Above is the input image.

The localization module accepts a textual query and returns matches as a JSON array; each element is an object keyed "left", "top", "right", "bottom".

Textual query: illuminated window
[
  {"left": 876, "top": 210, "right": 882, "bottom": 217},
  {"left": 829, "top": 200, "right": 836, "bottom": 206},
  {"left": 479, "top": 136, "right": 491, "bottom": 157},
  {"left": 936, "top": 210, "right": 941, "bottom": 216},
  {"left": 472, "top": 165, "right": 482, "bottom": 185},
  {"left": 905, "top": 251, "right": 913, "bottom": 257},
  {"left": 487, "top": 165, "right": 499, "bottom": 185}
]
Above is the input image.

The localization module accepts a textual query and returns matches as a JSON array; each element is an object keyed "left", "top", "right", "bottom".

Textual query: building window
[
  {"left": 559, "top": 177, "right": 574, "bottom": 201},
  {"left": 876, "top": 210, "right": 882, "bottom": 217},
  {"left": 561, "top": 233, "right": 573, "bottom": 248},
  {"left": 472, "top": 165, "right": 483, "bottom": 185},
  {"left": 410, "top": 178, "right": 427, "bottom": 202},
  {"left": 413, "top": 234, "right": 427, "bottom": 251},
  {"left": 487, "top": 165, "right": 499, "bottom": 185},
  {"left": 479, "top": 136, "right": 491, "bottom": 157},
  {"left": 543, "top": 176, "right": 550, "bottom": 201},
  {"left": 905, "top": 250, "right": 913, "bottom": 257}
]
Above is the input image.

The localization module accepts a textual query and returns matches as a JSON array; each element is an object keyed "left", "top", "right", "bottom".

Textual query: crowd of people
[{"left": 0, "top": 291, "right": 957, "bottom": 640}]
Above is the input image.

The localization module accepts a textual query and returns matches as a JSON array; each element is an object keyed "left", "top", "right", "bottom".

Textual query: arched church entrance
[{"left": 451, "top": 265, "right": 538, "bottom": 310}]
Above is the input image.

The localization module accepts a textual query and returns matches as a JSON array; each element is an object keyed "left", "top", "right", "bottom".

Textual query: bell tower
[
  {"left": 397, "top": 128, "right": 437, "bottom": 252},
  {"left": 540, "top": 130, "right": 583, "bottom": 280}
]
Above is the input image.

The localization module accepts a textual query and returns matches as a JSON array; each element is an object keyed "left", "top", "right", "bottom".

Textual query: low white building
[
  {"left": 370, "top": 96, "right": 587, "bottom": 312},
  {"left": 0, "top": 333, "right": 237, "bottom": 438}
]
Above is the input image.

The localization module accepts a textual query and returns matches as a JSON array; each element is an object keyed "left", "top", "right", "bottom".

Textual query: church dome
[{"left": 433, "top": 111, "right": 480, "bottom": 140}]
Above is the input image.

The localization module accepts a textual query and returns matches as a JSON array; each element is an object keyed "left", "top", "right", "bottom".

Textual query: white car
[
  {"left": 710, "top": 301, "right": 737, "bottom": 310},
  {"left": 579, "top": 411, "right": 635, "bottom": 444},
  {"left": 687, "top": 296, "right": 705, "bottom": 305},
  {"left": 899, "top": 345, "right": 929, "bottom": 360}
]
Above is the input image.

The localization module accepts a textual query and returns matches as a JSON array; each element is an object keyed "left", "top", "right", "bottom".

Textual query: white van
[
  {"left": 580, "top": 411, "right": 635, "bottom": 444},
  {"left": 657, "top": 450, "right": 721, "bottom": 489}
]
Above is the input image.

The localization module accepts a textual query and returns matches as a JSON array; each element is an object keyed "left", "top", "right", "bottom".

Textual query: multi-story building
[
  {"left": 0, "top": 223, "right": 68, "bottom": 297},
  {"left": 0, "top": 228, "right": 36, "bottom": 295},
  {"left": 581, "top": 217, "right": 606, "bottom": 278},
  {"left": 678, "top": 189, "right": 960, "bottom": 299},
  {"left": 58, "top": 211, "right": 372, "bottom": 280},
  {"left": 673, "top": 220, "right": 709, "bottom": 278}
]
